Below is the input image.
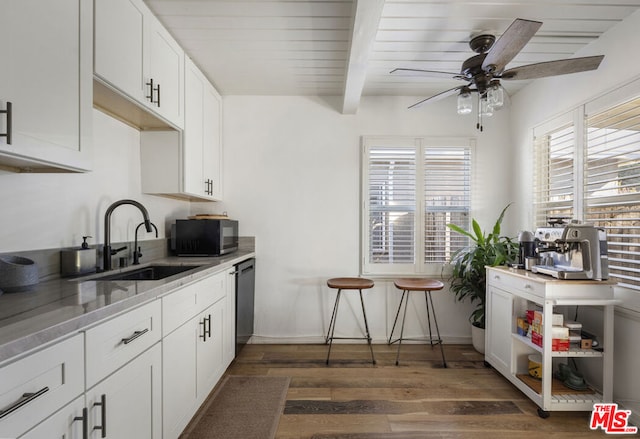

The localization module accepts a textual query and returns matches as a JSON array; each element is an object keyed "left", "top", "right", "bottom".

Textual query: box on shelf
[
  {"left": 531, "top": 330, "right": 570, "bottom": 351},
  {"left": 517, "top": 317, "right": 529, "bottom": 336},
  {"left": 530, "top": 310, "right": 564, "bottom": 326}
]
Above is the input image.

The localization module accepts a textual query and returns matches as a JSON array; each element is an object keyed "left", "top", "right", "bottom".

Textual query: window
[
  {"left": 362, "top": 136, "right": 473, "bottom": 275},
  {"left": 585, "top": 97, "right": 640, "bottom": 291},
  {"left": 533, "top": 122, "right": 575, "bottom": 225},
  {"left": 533, "top": 86, "right": 640, "bottom": 291}
]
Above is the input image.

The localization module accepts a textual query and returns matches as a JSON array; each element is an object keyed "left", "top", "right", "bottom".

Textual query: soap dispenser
[{"left": 60, "top": 236, "right": 98, "bottom": 277}]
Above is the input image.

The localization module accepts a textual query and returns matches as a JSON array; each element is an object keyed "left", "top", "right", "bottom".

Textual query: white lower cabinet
[
  {"left": 485, "top": 284, "right": 513, "bottom": 376},
  {"left": 162, "top": 275, "right": 231, "bottom": 439},
  {"left": 0, "top": 334, "right": 84, "bottom": 438},
  {"left": 19, "top": 395, "right": 86, "bottom": 439},
  {"left": 2, "top": 265, "right": 242, "bottom": 439},
  {"left": 86, "top": 343, "right": 162, "bottom": 439}
]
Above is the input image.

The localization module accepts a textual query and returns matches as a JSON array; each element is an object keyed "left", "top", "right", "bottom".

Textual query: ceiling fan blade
[
  {"left": 501, "top": 55, "right": 604, "bottom": 80},
  {"left": 390, "top": 68, "right": 462, "bottom": 80},
  {"left": 482, "top": 18, "right": 542, "bottom": 74},
  {"left": 408, "top": 86, "right": 465, "bottom": 109}
]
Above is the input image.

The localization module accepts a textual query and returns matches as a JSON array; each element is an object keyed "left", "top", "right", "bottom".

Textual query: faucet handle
[{"left": 110, "top": 246, "right": 127, "bottom": 256}]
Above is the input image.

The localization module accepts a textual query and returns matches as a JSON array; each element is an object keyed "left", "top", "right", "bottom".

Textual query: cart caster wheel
[{"left": 537, "top": 408, "right": 550, "bottom": 419}]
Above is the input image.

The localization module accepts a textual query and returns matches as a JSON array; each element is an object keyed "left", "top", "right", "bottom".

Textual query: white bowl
[{"left": 0, "top": 255, "right": 39, "bottom": 293}]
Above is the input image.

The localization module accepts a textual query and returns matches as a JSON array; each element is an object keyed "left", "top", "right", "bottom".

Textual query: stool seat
[
  {"left": 328, "top": 277, "right": 374, "bottom": 290},
  {"left": 393, "top": 278, "right": 443, "bottom": 291}
]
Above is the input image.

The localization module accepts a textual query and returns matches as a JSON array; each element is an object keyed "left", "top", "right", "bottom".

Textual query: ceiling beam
[{"left": 341, "top": 0, "right": 385, "bottom": 114}]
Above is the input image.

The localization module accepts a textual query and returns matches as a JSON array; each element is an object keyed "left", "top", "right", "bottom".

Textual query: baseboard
[{"left": 248, "top": 335, "right": 472, "bottom": 345}]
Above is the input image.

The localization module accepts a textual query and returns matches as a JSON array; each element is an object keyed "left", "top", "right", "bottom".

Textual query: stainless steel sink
[{"left": 89, "top": 265, "right": 203, "bottom": 281}]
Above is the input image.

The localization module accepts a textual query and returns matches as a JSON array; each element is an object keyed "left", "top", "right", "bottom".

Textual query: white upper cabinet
[
  {"left": 94, "top": 0, "right": 184, "bottom": 129},
  {"left": 140, "top": 58, "right": 223, "bottom": 202},
  {"left": 0, "top": 0, "right": 92, "bottom": 172},
  {"left": 183, "top": 57, "right": 223, "bottom": 200},
  {"left": 94, "top": 0, "right": 145, "bottom": 103},
  {"left": 146, "top": 14, "right": 185, "bottom": 127}
]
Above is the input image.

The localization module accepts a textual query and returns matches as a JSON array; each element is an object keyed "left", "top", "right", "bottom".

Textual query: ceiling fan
[{"left": 391, "top": 18, "right": 605, "bottom": 130}]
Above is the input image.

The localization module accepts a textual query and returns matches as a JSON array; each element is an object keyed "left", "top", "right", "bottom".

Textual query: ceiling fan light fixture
[
  {"left": 487, "top": 81, "right": 504, "bottom": 109},
  {"left": 457, "top": 87, "right": 472, "bottom": 115},
  {"left": 480, "top": 96, "right": 493, "bottom": 117}
]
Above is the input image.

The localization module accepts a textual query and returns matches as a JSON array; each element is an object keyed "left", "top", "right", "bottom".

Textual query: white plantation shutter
[
  {"left": 424, "top": 146, "right": 471, "bottom": 263},
  {"left": 367, "top": 145, "right": 416, "bottom": 265},
  {"left": 533, "top": 123, "right": 575, "bottom": 227},
  {"left": 585, "top": 97, "right": 640, "bottom": 291},
  {"left": 362, "top": 137, "right": 472, "bottom": 275}
]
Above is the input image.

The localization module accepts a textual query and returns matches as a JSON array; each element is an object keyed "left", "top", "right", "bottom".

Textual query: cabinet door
[
  {"left": 94, "top": 0, "right": 145, "bottom": 103},
  {"left": 162, "top": 319, "right": 197, "bottom": 439},
  {"left": 145, "top": 14, "right": 184, "bottom": 128},
  {"left": 486, "top": 285, "right": 513, "bottom": 375},
  {"left": 196, "top": 300, "right": 226, "bottom": 404},
  {"left": 203, "top": 83, "right": 223, "bottom": 200},
  {"left": 86, "top": 343, "right": 162, "bottom": 439},
  {"left": 0, "top": 0, "right": 92, "bottom": 172},
  {"left": 183, "top": 58, "right": 206, "bottom": 197},
  {"left": 19, "top": 395, "right": 85, "bottom": 439}
]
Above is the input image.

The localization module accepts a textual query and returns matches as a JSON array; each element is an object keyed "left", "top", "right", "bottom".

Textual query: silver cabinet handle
[
  {"left": 0, "top": 101, "right": 11, "bottom": 145},
  {"left": 199, "top": 314, "right": 212, "bottom": 341},
  {"left": 121, "top": 328, "right": 149, "bottom": 345},
  {"left": 93, "top": 394, "right": 107, "bottom": 438},
  {"left": 0, "top": 386, "right": 49, "bottom": 419},
  {"left": 73, "top": 407, "right": 89, "bottom": 439}
]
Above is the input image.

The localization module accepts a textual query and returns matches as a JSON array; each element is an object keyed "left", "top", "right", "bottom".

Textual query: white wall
[
  {"left": 0, "top": 109, "right": 190, "bottom": 254},
  {"left": 509, "top": 9, "right": 640, "bottom": 422},
  {"left": 203, "top": 94, "right": 514, "bottom": 343}
]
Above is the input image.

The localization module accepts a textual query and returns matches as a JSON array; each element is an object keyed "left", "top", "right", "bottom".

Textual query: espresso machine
[{"left": 531, "top": 222, "right": 609, "bottom": 280}]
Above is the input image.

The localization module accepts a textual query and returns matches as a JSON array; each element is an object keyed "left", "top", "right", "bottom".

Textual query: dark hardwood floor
[{"left": 222, "top": 343, "right": 613, "bottom": 438}]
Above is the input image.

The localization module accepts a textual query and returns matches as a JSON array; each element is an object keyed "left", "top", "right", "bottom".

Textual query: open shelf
[{"left": 512, "top": 333, "right": 604, "bottom": 357}]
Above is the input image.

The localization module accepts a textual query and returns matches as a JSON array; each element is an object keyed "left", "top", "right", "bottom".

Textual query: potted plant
[{"left": 446, "top": 204, "right": 518, "bottom": 353}]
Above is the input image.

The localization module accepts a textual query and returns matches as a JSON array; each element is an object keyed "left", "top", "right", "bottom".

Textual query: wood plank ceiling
[{"left": 144, "top": 0, "right": 640, "bottom": 114}]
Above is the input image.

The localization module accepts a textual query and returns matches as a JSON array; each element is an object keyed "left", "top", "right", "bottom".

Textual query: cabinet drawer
[
  {"left": 487, "top": 270, "right": 544, "bottom": 298},
  {"left": 85, "top": 300, "right": 161, "bottom": 389},
  {"left": 162, "top": 271, "right": 227, "bottom": 336},
  {"left": 0, "top": 334, "right": 84, "bottom": 438}
]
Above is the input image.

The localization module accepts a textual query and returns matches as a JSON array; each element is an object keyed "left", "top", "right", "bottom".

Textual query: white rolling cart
[{"left": 486, "top": 266, "right": 618, "bottom": 418}]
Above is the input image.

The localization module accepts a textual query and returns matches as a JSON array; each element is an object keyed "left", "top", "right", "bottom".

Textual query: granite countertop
[{"left": 0, "top": 250, "right": 255, "bottom": 363}]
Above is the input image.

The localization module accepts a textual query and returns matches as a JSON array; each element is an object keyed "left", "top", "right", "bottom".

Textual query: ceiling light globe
[
  {"left": 487, "top": 83, "right": 504, "bottom": 108},
  {"left": 457, "top": 90, "right": 472, "bottom": 115}
]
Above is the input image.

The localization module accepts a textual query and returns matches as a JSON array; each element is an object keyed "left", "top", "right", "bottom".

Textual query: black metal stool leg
[
  {"left": 325, "top": 288, "right": 341, "bottom": 344},
  {"left": 427, "top": 291, "right": 447, "bottom": 368},
  {"left": 424, "top": 291, "right": 434, "bottom": 346},
  {"left": 326, "top": 289, "right": 342, "bottom": 365},
  {"left": 358, "top": 289, "right": 376, "bottom": 365},
  {"left": 395, "top": 290, "right": 410, "bottom": 366},
  {"left": 388, "top": 290, "right": 407, "bottom": 344}
]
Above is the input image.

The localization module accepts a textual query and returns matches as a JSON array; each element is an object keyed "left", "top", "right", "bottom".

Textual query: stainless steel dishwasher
[{"left": 234, "top": 258, "right": 255, "bottom": 355}]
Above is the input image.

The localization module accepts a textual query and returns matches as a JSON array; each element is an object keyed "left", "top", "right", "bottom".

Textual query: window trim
[{"left": 360, "top": 135, "right": 475, "bottom": 276}]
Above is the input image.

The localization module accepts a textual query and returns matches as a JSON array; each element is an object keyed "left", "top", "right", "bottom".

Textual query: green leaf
[
  {"left": 446, "top": 223, "right": 475, "bottom": 241},
  {"left": 472, "top": 219, "right": 484, "bottom": 245}
]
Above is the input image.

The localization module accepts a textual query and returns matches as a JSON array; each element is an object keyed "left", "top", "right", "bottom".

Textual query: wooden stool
[
  {"left": 389, "top": 278, "right": 447, "bottom": 367},
  {"left": 325, "top": 277, "right": 376, "bottom": 365}
]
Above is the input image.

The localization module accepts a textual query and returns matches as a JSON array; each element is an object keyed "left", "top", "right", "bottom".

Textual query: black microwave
[{"left": 172, "top": 219, "right": 238, "bottom": 256}]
